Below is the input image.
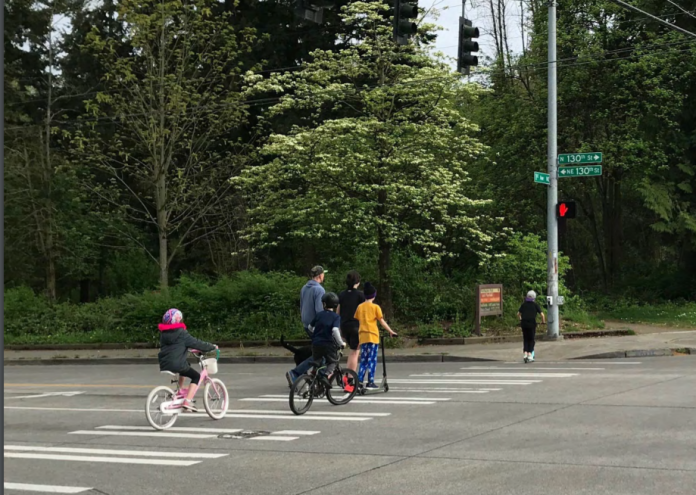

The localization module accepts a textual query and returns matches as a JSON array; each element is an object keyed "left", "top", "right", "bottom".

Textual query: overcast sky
[{"left": 425, "top": 0, "right": 526, "bottom": 70}]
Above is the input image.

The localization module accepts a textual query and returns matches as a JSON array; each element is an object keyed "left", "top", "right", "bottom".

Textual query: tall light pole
[{"left": 546, "top": 0, "right": 560, "bottom": 339}]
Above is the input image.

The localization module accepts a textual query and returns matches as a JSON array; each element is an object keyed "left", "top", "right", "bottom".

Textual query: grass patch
[{"left": 598, "top": 302, "right": 696, "bottom": 328}]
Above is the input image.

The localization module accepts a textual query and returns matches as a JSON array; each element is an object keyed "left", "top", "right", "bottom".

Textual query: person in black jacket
[
  {"left": 337, "top": 270, "right": 365, "bottom": 373},
  {"left": 158, "top": 308, "right": 217, "bottom": 412},
  {"left": 517, "top": 291, "right": 546, "bottom": 363}
]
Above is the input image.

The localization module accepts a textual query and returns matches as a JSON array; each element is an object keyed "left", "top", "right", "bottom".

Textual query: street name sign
[
  {"left": 557, "top": 152, "right": 602, "bottom": 165},
  {"left": 534, "top": 172, "right": 550, "bottom": 184},
  {"left": 558, "top": 165, "right": 602, "bottom": 178}
]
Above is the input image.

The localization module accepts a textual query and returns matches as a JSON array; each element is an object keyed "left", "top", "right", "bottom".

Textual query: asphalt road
[{"left": 4, "top": 357, "right": 696, "bottom": 495}]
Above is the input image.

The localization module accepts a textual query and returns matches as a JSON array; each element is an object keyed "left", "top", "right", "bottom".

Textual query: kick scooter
[{"left": 358, "top": 332, "right": 391, "bottom": 395}]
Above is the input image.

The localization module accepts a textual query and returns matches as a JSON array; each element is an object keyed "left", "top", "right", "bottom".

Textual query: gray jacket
[
  {"left": 158, "top": 327, "right": 216, "bottom": 372},
  {"left": 300, "top": 280, "right": 325, "bottom": 329}
]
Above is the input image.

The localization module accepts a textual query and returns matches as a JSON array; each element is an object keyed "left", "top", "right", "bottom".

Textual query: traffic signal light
[
  {"left": 393, "top": 0, "right": 418, "bottom": 45},
  {"left": 556, "top": 201, "right": 577, "bottom": 219},
  {"left": 294, "top": 0, "right": 335, "bottom": 24},
  {"left": 457, "top": 17, "right": 479, "bottom": 75}
]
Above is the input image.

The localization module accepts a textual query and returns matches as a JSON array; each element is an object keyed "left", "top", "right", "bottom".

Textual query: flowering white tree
[{"left": 235, "top": 1, "right": 494, "bottom": 316}]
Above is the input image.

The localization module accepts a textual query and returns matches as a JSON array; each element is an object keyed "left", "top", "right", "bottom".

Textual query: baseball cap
[{"left": 310, "top": 265, "right": 327, "bottom": 277}]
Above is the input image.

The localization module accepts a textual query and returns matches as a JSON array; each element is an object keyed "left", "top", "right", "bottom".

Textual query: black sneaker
[
  {"left": 286, "top": 371, "right": 295, "bottom": 388},
  {"left": 319, "top": 375, "right": 332, "bottom": 389}
]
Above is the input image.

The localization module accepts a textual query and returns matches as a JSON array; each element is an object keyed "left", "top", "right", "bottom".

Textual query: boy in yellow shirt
[{"left": 354, "top": 282, "right": 397, "bottom": 388}]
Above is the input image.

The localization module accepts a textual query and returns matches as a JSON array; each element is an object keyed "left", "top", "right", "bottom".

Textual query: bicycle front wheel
[
  {"left": 203, "top": 378, "right": 229, "bottom": 420},
  {"left": 145, "top": 386, "right": 178, "bottom": 430},
  {"left": 289, "top": 375, "right": 314, "bottom": 415},
  {"left": 327, "top": 369, "right": 359, "bottom": 405}
]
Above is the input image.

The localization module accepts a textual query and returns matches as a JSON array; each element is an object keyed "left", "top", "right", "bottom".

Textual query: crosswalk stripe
[
  {"left": 410, "top": 373, "right": 578, "bottom": 378},
  {"left": 389, "top": 379, "right": 539, "bottom": 385},
  {"left": 259, "top": 395, "right": 450, "bottom": 401},
  {"left": 249, "top": 436, "right": 298, "bottom": 441},
  {"left": 272, "top": 430, "right": 321, "bottom": 435},
  {"left": 70, "top": 430, "right": 217, "bottom": 439},
  {"left": 388, "top": 389, "right": 490, "bottom": 394},
  {"left": 240, "top": 398, "right": 439, "bottom": 405},
  {"left": 389, "top": 387, "right": 501, "bottom": 391},
  {"left": 231, "top": 409, "right": 391, "bottom": 417},
  {"left": 95, "top": 425, "right": 319, "bottom": 436},
  {"left": 96, "top": 425, "right": 243, "bottom": 434},
  {"left": 4, "top": 482, "right": 93, "bottom": 493},
  {"left": 4, "top": 445, "right": 226, "bottom": 458},
  {"left": 4, "top": 452, "right": 200, "bottom": 466},
  {"left": 461, "top": 367, "right": 604, "bottom": 370},
  {"left": 502, "top": 361, "right": 641, "bottom": 365},
  {"left": 4, "top": 406, "right": 384, "bottom": 421}
]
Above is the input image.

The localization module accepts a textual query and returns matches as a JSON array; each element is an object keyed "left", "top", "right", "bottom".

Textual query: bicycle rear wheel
[
  {"left": 203, "top": 378, "right": 229, "bottom": 420},
  {"left": 327, "top": 369, "right": 359, "bottom": 405},
  {"left": 145, "top": 386, "right": 178, "bottom": 430},
  {"left": 289, "top": 375, "right": 314, "bottom": 415}
]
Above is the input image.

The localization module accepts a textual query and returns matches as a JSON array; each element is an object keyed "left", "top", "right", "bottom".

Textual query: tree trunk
[
  {"left": 80, "top": 279, "right": 91, "bottom": 303},
  {"left": 156, "top": 164, "right": 169, "bottom": 289}
]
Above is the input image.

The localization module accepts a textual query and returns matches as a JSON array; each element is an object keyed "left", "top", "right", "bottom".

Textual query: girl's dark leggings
[
  {"left": 521, "top": 325, "right": 536, "bottom": 353},
  {"left": 179, "top": 367, "right": 201, "bottom": 385}
]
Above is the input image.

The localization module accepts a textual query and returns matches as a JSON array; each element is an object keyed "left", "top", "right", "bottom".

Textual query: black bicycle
[{"left": 289, "top": 349, "right": 359, "bottom": 415}]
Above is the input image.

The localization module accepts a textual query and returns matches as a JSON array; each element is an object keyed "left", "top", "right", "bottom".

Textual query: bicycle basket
[{"left": 203, "top": 358, "right": 218, "bottom": 375}]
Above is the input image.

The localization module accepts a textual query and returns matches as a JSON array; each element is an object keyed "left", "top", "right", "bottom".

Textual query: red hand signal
[{"left": 559, "top": 203, "right": 569, "bottom": 217}]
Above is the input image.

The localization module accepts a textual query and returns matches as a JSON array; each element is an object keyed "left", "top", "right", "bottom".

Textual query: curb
[
  {"left": 5, "top": 329, "right": 631, "bottom": 351},
  {"left": 3, "top": 354, "right": 498, "bottom": 366},
  {"left": 573, "top": 348, "right": 696, "bottom": 360}
]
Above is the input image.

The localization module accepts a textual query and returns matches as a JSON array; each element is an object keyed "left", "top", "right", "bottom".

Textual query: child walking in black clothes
[{"left": 517, "top": 291, "right": 546, "bottom": 363}]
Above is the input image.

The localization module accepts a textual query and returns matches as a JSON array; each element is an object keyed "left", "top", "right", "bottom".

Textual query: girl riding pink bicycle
[{"left": 158, "top": 308, "right": 218, "bottom": 412}]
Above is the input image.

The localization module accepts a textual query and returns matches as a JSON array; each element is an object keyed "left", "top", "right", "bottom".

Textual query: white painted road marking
[
  {"left": 259, "top": 395, "right": 451, "bottom": 401},
  {"left": 95, "top": 425, "right": 320, "bottom": 436},
  {"left": 249, "top": 436, "right": 298, "bottom": 441},
  {"left": 389, "top": 389, "right": 490, "bottom": 394},
  {"left": 4, "top": 452, "right": 200, "bottom": 466},
  {"left": 502, "top": 361, "right": 642, "bottom": 365},
  {"left": 4, "top": 445, "right": 226, "bottom": 458},
  {"left": 4, "top": 406, "right": 387, "bottom": 421},
  {"left": 410, "top": 373, "right": 578, "bottom": 378},
  {"left": 272, "top": 430, "right": 321, "bottom": 435},
  {"left": 461, "top": 367, "right": 605, "bottom": 370},
  {"left": 6, "top": 391, "right": 84, "bottom": 400},
  {"left": 240, "top": 398, "right": 439, "bottom": 405},
  {"left": 4, "top": 482, "right": 93, "bottom": 493},
  {"left": 96, "top": 425, "right": 244, "bottom": 434},
  {"left": 390, "top": 387, "right": 501, "bottom": 392},
  {"left": 389, "top": 379, "right": 539, "bottom": 385},
  {"left": 70, "top": 430, "right": 218, "bottom": 439}
]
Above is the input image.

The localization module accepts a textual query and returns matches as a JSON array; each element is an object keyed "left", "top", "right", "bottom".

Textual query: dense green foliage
[{"left": 4, "top": 0, "right": 695, "bottom": 342}]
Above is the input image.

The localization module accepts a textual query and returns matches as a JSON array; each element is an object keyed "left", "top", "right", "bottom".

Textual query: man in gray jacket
[{"left": 286, "top": 266, "right": 326, "bottom": 386}]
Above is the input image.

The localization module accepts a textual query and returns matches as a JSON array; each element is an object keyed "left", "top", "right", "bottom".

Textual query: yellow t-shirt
[{"left": 355, "top": 301, "right": 383, "bottom": 345}]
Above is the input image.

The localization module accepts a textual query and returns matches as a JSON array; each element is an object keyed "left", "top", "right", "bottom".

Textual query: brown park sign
[{"left": 474, "top": 284, "right": 503, "bottom": 336}]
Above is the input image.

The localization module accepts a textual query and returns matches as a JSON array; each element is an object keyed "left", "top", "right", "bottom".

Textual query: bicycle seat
[{"left": 160, "top": 371, "right": 178, "bottom": 376}]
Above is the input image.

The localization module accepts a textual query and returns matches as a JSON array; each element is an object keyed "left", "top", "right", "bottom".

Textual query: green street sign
[
  {"left": 558, "top": 165, "right": 602, "bottom": 178},
  {"left": 558, "top": 152, "right": 602, "bottom": 165},
  {"left": 534, "top": 171, "right": 550, "bottom": 184}
]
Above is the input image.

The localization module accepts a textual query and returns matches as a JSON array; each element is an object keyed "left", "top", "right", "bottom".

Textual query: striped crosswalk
[
  {"left": 5, "top": 361, "right": 636, "bottom": 492},
  {"left": 4, "top": 444, "right": 227, "bottom": 466},
  {"left": 4, "top": 482, "right": 93, "bottom": 493}
]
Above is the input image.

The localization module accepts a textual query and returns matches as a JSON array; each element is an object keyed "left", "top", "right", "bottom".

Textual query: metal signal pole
[{"left": 547, "top": 0, "right": 560, "bottom": 339}]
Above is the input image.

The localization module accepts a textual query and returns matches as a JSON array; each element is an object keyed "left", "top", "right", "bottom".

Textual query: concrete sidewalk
[{"left": 4, "top": 324, "right": 696, "bottom": 364}]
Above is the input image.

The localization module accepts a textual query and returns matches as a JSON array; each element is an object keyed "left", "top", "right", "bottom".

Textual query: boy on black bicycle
[{"left": 306, "top": 292, "right": 345, "bottom": 389}]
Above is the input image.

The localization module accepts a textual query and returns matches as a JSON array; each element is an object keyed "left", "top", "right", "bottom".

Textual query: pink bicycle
[{"left": 145, "top": 349, "right": 229, "bottom": 430}]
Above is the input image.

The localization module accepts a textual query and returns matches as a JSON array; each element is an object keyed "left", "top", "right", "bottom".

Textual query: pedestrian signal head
[{"left": 556, "top": 201, "right": 577, "bottom": 219}]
